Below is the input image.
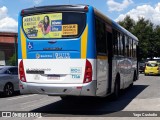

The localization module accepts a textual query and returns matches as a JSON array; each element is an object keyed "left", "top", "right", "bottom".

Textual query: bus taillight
[
  {"left": 84, "top": 6, "right": 88, "bottom": 11},
  {"left": 21, "top": 10, "right": 25, "bottom": 15},
  {"left": 83, "top": 60, "right": 92, "bottom": 83},
  {"left": 19, "top": 60, "right": 26, "bottom": 82}
]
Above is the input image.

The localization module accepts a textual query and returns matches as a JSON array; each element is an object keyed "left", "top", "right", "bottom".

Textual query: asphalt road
[{"left": 0, "top": 74, "right": 160, "bottom": 119}]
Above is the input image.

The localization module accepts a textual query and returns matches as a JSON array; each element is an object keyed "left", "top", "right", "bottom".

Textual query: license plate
[{"left": 47, "top": 75, "right": 60, "bottom": 80}]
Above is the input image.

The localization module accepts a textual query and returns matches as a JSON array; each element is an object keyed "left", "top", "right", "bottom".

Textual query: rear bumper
[
  {"left": 19, "top": 80, "right": 97, "bottom": 96},
  {"left": 139, "top": 69, "right": 144, "bottom": 72},
  {"left": 145, "top": 70, "right": 160, "bottom": 75}
]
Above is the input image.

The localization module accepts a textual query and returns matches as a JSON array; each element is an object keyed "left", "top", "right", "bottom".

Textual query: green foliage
[
  {"left": 8, "top": 53, "right": 16, "bottom": 66},
  {"left": 119, "top": 15, "right": 135, "bottom": 33},
  {"left": 118, "top": 16, "right": 160, "bottom": 60}
]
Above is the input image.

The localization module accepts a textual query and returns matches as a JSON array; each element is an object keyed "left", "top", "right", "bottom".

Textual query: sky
[{"left": 0, "top": 0, "right": 160, "bottom": 32}]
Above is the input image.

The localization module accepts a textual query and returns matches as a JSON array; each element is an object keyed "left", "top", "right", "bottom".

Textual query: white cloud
[
  {"left": 115, "top": 3, "right": 160, "bottom": 25},
  {"left": 23, "top": 0, "right": 43, "bottom": 5},
  {"left": 33, "top": 0, "right": 43, "bottom": 5},
  {"left": 107, "top": 0, "right": 133, "bottom": 12},
  {"left": 0, "top": 6, "right": 18, "bottom": 32},
  {"left": 0, "top": 6, "right": 7, "bottom": 19},
  {"left": 155, "top": 3, "right": 160, "bottom": 12}
]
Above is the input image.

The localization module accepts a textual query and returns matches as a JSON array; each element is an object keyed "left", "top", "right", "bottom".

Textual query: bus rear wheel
[{"left": 112, "top": 79, "right": 120, "bottom": 100}]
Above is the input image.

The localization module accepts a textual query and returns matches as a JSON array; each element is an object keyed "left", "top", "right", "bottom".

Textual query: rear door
[
  {"left": 21, "top": 12, "right": 87, "bottom": 84},
  {"left": 95, "top": 18, "right": 109, "bottom": 96}
]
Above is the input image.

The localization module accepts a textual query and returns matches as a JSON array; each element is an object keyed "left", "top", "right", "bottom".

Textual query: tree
[
  {"left": 118, "top": 16, "right": 160, "bottom": 60},
  {"left": 153, "top": 26, "right": 160, "bottom": 57},
  {"left": 8, "top": 53, "right": 16, "bottom": 66},
  {"left": 118, "top": 15, "right": 135, "bottom": 33},
  {"left": 133, "top": 18, "right": 154, "bottom": 60}
]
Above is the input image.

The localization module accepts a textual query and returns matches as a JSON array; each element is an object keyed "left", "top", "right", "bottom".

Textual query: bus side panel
[
  {"left": 83, "top": 7, "right": 97, "bottom": 95},
  {"left": 92, "top": 9, "right": 109, "bottom": 96},
  {"left": 96, "top": 57, "right": 108, "bottom": 96},
  {"left": 86, "top": 6, "right": 96, "bottom": 59},
  {"left": 86, "top": 6, "right": 97, "bottom": 83},
  {"left": 112, "top": 55, "right": 133, "bottom": 92}
]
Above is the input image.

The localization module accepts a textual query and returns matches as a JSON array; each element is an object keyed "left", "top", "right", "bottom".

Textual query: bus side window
[
  {"left": 113, "top": 29, "right": 118, "bottom": 55},
  {"left": 133, "top": 40, "right": 137, "bottom": 58},
  {"left": 129, "top": 38, "right": 133, "bottom": 57},
  {"left": 119, "top": 33, "right": 123, "bottom": 56},
  {"left": 122, "top": 34, "right": 125, "bottom": 56},
  {"left": 117, "top": 32, "right": 121, "bottom": 55},
  {"left": 131, "top": 39, "right": 133, "bottom": 58},
  {"left": 128, "top": 38, "right": 131, "bottom": 57},
  {"left": 95, "top": 18, "right": 107, "bottom": 55},
  {"left": 125, "top": 35, "right": 129, "bottom": 57}
]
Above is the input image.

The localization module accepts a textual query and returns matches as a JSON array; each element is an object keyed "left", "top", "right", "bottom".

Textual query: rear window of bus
[{"left": 22, "top": 12, "right": 86, "bottom": 39}]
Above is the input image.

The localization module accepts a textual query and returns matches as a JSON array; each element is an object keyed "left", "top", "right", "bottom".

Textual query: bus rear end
[{"left": 18, "top": 5, "right": 97, "bottom": 96}]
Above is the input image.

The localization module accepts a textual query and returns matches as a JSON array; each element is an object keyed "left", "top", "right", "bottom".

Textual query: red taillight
[
  {"left": 21, "top": 10, "right": 25, "bottom": 15},
  {"left": 19, "top": 84, "right": 24, "bottom": 89},
  {"left": 83, "top": 60, "right": 92, "bottom": 83},
  {"left": 19, "top": 60, "right": 26, "bottom": 82},
  {"left": 84, "top": 6, "right": 88, "bottom": 11}
]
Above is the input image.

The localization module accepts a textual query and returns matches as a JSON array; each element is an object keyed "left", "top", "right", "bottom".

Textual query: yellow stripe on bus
[
  {"left": 81, "top": 25, "right": 88, "bottom": 59},
  {"left": 20, "top": 29, "right": 27, "bottom": 59},
  {"left": 97, "top": 56, "right": 108, "bottom": 60}
]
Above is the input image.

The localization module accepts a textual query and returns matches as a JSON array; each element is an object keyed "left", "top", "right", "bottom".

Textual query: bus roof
[
  {"left": 94, "top": 8, "right": 138, "bottom": 42},
  {"left": 21, "top": 5, "right": 89, "bottom": 15},
  {"left": 112, "top": 20, "right": 138, "bottom": 41}
]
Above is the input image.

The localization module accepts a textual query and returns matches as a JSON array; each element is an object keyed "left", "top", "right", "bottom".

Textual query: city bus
[{"left": 18, "top": 5, "right": 138, "bottom": 99}]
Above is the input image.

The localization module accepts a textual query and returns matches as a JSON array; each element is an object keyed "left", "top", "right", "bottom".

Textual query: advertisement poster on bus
[
  {"left": 23, "top": 13, "right": 78, "bottom": 38},
  {"left": 23, "top": 13, "right": 62, "bottom": 38}
]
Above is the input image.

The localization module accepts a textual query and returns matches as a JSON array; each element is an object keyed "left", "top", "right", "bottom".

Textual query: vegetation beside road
[{"left": 119, "top": 16, "right": 160, "bottom": 60}]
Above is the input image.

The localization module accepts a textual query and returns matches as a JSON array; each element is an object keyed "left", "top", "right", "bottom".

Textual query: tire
[
  {"left": 129, "top": 83, "right": 133, "bottom": 88},
  {"left": 133, "top": 72, "right": 137, "bottom": 81},
  {"left": 112, "top": 78, "right": 120, "bottom": 100},
  {"left": 60, "top": 96, "right": 74, "bottom": 101},
  {"left": 3, "top": 83, "right": 14, "bottom": 97}
]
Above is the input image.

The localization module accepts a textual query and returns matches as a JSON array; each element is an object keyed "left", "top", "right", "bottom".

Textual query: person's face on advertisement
[{"left": 44, "top": 17, "right": 48, "bottom": 24}]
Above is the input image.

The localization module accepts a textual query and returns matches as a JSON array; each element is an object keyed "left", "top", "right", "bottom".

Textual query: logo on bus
[
  {"left": 36, "top": 53, "right": 53, "bottom": 59},
  {"left": 55, "top": 53, "right": 70, "bottom": 59},
  {"left": 36, "top": 53, "right": 40, "bottom": 59},
  {"left": 51, "top": 20, "right": 62, "bottom": 32}
]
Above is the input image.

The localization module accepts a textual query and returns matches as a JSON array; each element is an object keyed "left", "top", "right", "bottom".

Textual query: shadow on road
[
  {"left": 0, "top": 91, "right": 20, "bottom": 98},
  {"left": 31, "top": 85, "right": 148, "bottom": 116}
]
